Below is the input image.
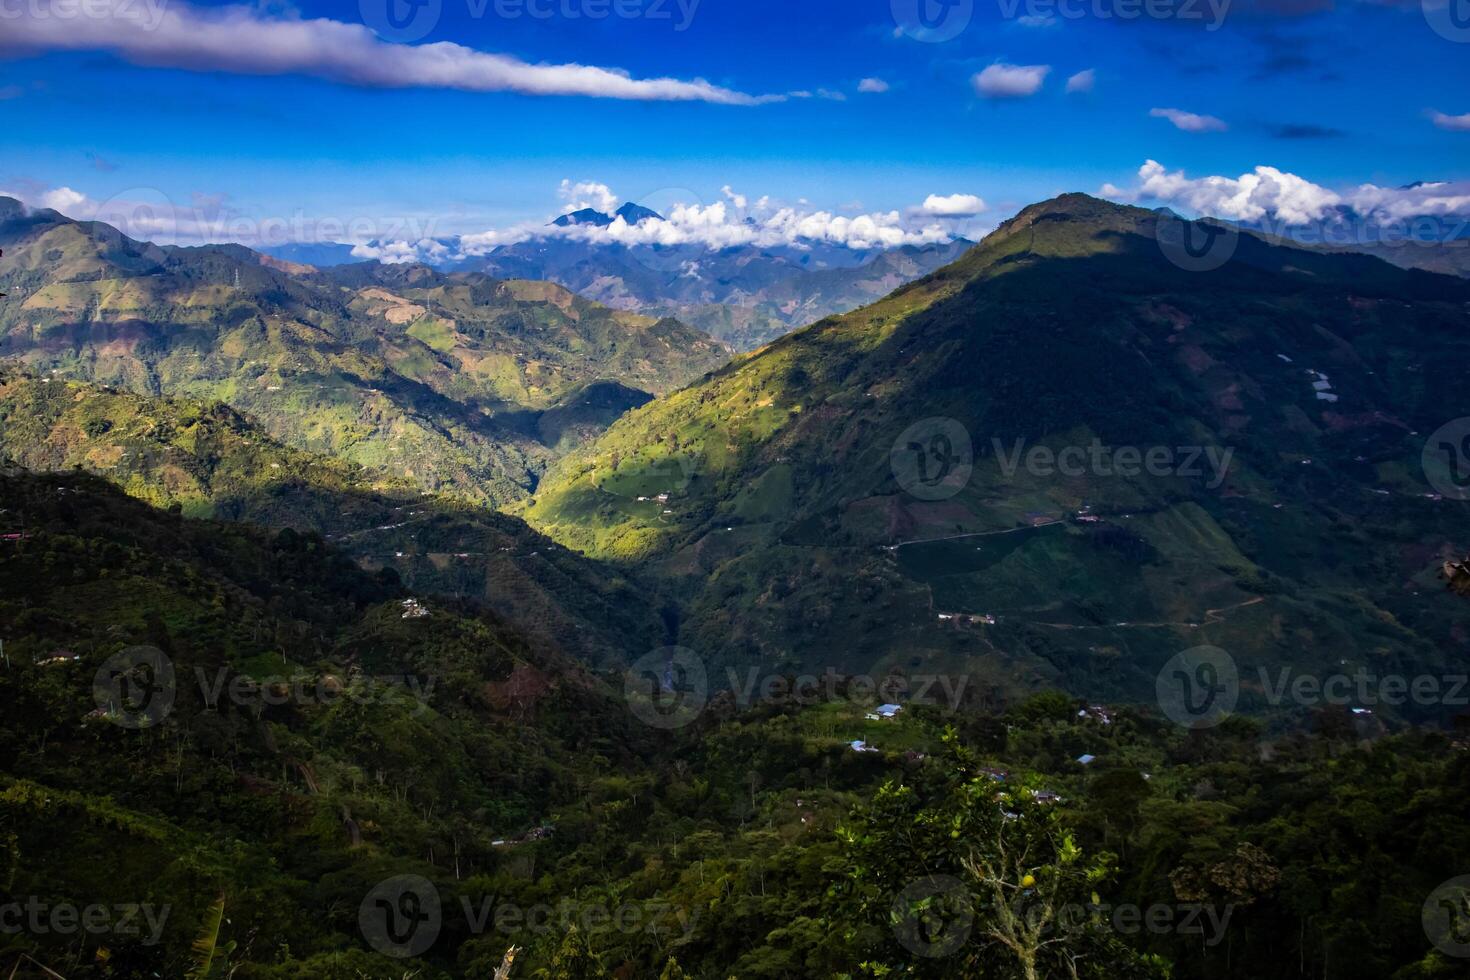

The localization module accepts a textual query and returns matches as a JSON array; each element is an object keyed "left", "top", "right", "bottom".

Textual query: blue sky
[{"left": 1, "top": 0, "right": 1467, "bottom": 247}]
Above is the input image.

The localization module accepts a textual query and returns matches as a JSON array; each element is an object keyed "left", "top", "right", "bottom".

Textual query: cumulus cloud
[
  {"left": 920, "top": 193, "right": 987, "bottom": 217},
  {"left": 1150, "top": 107, "right": 1228, "bottom": 132},
  {"left": 558, "top": 180, "right": 619, "bottom": 213},
  {"left": 972, "top": 64, "right": 1050, "bottom": 99},
  {"left": 1429, "top": 110, "right": 1470, "bottom": 132},
  {"left": 1065, "top": 69, "right": 1095, "bottom": 94},
  {"left": 40, "top": 186, "right": 91, "bottom": 212},
  {"left": 1103, "top": 159, "right": 1470, "bottom": 227},
  {"left": 857, "top": 77, "right": 890, "bottom": 93},
  {"left": 371, "top": 182, "right": 962, "bottom": 262},
  {"left": 1108, "top": 160, "right": 1338, "bottom": 224},
  {"left": 0, "top": 0, "right": 773, "bottom": 104}
]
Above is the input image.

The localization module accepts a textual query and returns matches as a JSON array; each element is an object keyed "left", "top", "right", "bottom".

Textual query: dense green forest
[{"left": 1, "top": 468, "right": 1468, "bottom": 978}]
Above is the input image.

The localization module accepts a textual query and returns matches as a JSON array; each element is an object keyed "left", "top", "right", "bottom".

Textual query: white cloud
[
  {"left": 351, "top": 240, "right": 432, "bottom": 265},
  {"left": 0, "top": 0, "right": 773, "bottom": 104},
  {"left": 857, "top": 77, "right": 889, "bottom": 93},
  {"left": 788, "top": 88, "right": 847, "bottom": 101},
  {"left": 377, "top": 183, "right": 964, "bottom": 262},
  {"left": 1103, "top": 160, "right": 1470, "bottom": 227},
  {"left": 1430, "top": 110, "right": 1470, "bottom": 132},
  {"left": 1150, "top": 107, "right": 1228, "bottom": 132},
  {"left": 40, "top": 187, "right": 91, "bottom": 212},
  {"left": 920, "top": 193, "right": 987, "bottom": 217},
  {"left": 558, "top": 180, "right": 619, "bottom": 213},
  {"left": 1345, "top": 180, "right": 1470, "bottom": 222},
  {"left": 1113, "top": 160, "right": 1338, "bottom": 224},
  {"left": 1065, "top": 69, "right": 1095, "bottom": 94},
  {"left": 972, "top": 63, "right": 1051, "bottom": 98}
]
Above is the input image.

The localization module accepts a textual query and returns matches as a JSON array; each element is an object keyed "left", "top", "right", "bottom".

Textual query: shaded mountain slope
[
  {"left": 0, "top": 466, "right": 662, "bottom": 976},
  {"left": 0, "top": 370, "right": 668, "bottom": 668},
  {"left": 522, "top": 194, "right": 1470, "bottom": 707}
]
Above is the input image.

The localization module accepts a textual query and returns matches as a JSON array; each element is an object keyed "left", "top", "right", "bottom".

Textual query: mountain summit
[{"left": 551, "top": 202, "right": 664, "bottom": 227}]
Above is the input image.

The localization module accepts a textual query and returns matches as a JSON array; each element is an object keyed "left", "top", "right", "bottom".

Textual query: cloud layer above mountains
[
  {"left": 1103, "top": 160, "right": 1470, "bottom": 229},
  {"left": 359, "top": 184, "right": 975, "bottom": 261},
  {"left": 1, "top": 180, "right": 985, "bottom": 258}
]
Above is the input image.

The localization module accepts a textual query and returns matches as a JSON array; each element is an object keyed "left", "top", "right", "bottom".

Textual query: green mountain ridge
[
  {"left": 0, "top": 369, "right": 668, "bottom": 669},
  {"left": 0, "top": 200, "right": 729, "bottom": 504},
  {"left": 522, "top": 193, "right": 1470, "bottom": 709}
]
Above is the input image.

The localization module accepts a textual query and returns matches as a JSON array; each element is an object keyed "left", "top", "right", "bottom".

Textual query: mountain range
[
  {"left": 263, "top": 209, "right": 974, "bottom": 351},
  {"left": 0, "top": 197, "right": 729, "bottom": 504},
  {"left": 0, "top": 368, "right": 669, "bottom": 668},
  {"left": 3, "top": 191, "right": 1470, "bottom": 978},
  {"left": 521, "top": 193, "right": 1470, "bottom": 715},
  {"left": 6, "top": 190, "right": 1468, "bottom": 716}
]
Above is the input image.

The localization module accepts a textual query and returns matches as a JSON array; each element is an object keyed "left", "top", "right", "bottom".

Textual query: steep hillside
[
  {"left": 6, "top": 467, "right": 1464, "bottom": 978},
  {"left": 0, "top": 370, "right": 668, "bottom": 668},
  {"left": 0, "top": 467, "right": 665, "bottom": 976},
  {"left": 523, "top": 194, "right": 1470, "bottom": 706},
  {"left": 0, "top": 199, "right": 728, "bottom": 503}
]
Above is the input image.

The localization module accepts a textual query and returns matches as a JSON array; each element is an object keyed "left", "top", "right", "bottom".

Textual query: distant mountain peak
[
  {"left": 552, "top": 203, "right": 665, "bottom": 228},
  {"left": 614, "top": 201, "right": 663, "bottom": 224},
  {"left": 552, "top": 207, "right": 615, "bottom": 228}
]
